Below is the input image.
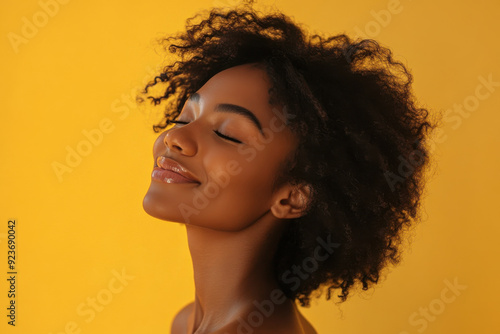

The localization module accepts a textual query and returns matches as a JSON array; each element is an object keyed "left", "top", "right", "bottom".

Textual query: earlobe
[{"left": 270, "top": 183, "right": 312, "bottom": 219}]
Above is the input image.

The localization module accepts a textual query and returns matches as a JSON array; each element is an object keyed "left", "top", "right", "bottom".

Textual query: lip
[{"left": 152, "top": 156, "right": 200, "bottom": 184}]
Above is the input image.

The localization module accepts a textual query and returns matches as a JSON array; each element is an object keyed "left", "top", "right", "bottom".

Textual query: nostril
[{"left": 163, "top": 128, "right": 197, "bottom": 156}]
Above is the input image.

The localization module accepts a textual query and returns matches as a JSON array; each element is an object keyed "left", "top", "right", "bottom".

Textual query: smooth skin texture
[{"left": 143, "top": 64, "right": 316, "bottom": 334}]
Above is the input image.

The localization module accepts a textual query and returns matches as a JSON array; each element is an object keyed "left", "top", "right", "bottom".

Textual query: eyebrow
[{"left": 188, "top": 92, "right": 264, "bottom": 135}]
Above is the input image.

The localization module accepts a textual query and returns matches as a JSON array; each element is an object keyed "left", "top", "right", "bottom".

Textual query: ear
[{"left": 270, "top": 183, "right": 313, "bottom": 219}]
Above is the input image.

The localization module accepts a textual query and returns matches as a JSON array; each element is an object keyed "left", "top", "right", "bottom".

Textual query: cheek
[
  {"left": 197, "top": 152, "right": 279, "bottom": 224},
  {"left": 204, "top": 146, "right": 278, "bottom": 198}
]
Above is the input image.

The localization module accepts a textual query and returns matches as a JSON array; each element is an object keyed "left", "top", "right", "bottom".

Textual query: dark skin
[{"left": 143, "top": 64, "right": 316, "bottom": 334}]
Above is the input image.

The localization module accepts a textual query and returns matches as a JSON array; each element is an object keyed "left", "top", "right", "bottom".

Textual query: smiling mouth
[{"left": 152, "top": 156, "right": 200, "bottom": 184}]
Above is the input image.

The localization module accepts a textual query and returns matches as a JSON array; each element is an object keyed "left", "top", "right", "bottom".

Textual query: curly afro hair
[{"left": 140, "top": 3, "right": 435, "bottom": 307}]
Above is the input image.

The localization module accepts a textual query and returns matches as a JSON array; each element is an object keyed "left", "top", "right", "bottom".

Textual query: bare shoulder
[{"left": 171, "top": 301, "right": 194, "bottom": 334}]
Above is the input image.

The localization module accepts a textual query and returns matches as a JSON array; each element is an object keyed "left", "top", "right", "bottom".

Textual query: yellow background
[{"left": 1, "top": 0, "right": 499, "bottom": 333}]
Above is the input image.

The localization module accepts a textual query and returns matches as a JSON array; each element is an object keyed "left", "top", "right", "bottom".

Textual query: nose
[{"left": 163, "top": 125, "right": 197, "bottom": 156}]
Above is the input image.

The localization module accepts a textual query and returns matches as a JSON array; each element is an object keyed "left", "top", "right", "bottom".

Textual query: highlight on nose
[{"left": 163, "top": 126, "right": 196, "bottom": 156}]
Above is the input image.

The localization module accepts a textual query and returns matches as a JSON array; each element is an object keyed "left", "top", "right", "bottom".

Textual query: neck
[{"left": 185, "top": 211, "right": 287, "bottom": 333}]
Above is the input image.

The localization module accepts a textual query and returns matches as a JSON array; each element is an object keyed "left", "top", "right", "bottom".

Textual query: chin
[{"left": 142, "top": 187, "right": 183, "bottom": 223}]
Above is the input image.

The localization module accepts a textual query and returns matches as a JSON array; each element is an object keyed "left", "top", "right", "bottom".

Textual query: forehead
[{"left": 196, "top": 63, "right": 274, "bottom": 121}]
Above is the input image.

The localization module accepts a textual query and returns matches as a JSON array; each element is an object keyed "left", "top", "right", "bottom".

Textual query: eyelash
[{"left": 170, "top": 120, "right": 243, "bottom": 144}]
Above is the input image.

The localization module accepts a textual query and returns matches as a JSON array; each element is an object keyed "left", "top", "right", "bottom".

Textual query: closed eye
[
  {"left": 213, "top": 130, "right": 242, "bottom": 144},
  {"left": 170, "top": 120, "right": 243, "bottom": 144},
  {"left": 170, "top": 120, "right": 189, "bottom": 125}
]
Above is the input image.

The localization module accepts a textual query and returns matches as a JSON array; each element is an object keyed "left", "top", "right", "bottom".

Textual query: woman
[{"left": 140, "top": 3, "right": 435, "bottom": 334}]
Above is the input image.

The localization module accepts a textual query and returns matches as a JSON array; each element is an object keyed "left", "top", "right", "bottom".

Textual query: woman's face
[{"left": 143, "top": 63, "right": 298, "bottom": 231}]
